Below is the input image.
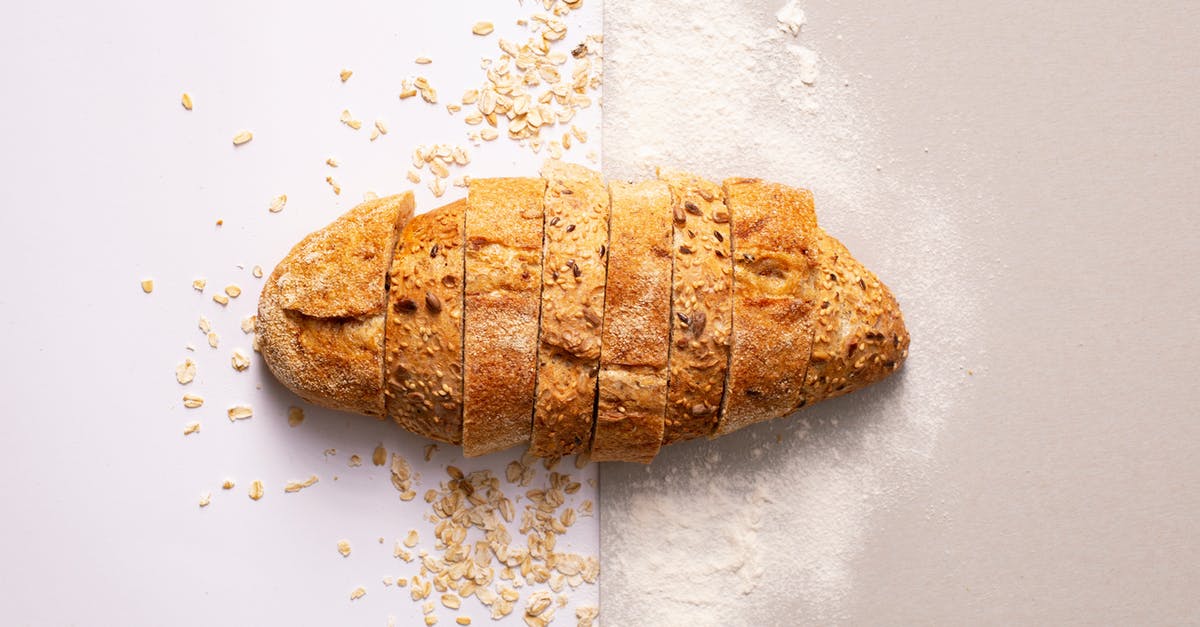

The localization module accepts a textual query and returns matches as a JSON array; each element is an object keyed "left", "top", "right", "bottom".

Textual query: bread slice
[
  {"left": 462, "top": 178, "right": 546, "bottom": 457},
  {"left": 257, "top": 193, "right": 414, "bottom": 417},
  {"left": 717, "top": 178, "right": 818, "bottom": 435},
  {"left": 657, "top": 171, "right": 734, "bottom": 444},
  {"left": 802, "top": 229, "right": 910, "bottom": 403},
  {"left": 530, "top": 161, "right": 610, "bottom": 457},
  {"left": 384, "top": 199, "right": 466, "bottom": 444},
  {"left": 591, "top": 180, "right": 673, "bottom": 463}
]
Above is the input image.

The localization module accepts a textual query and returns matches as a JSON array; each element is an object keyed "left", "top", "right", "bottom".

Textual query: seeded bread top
[
  {"left": 718, "top": 179, "right": 818, "bottom": 435},
  {"left": 530, "top": 161, "right": 611, "bottom": 457},
  {"left": 385, "top": 199, "right": 466, "bottom": 444},
  {"left": 657, "top": 171, "right": 734, "bottom": 444},
  {"left": 462, "top": 178, "right": 546, "bottom": 457}
]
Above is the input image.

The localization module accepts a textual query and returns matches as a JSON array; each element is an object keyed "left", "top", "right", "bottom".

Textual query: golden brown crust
[
  {"left": 462, "top": 178, "right": 546, "bottom": 457},
  {"left": 717, "top": 179, "right": 818, "bottom": 436},
  {"left": 802, "top": 229, "right": 910, "bottom": 403},
  {"left": 592, "top": 181, "right": 673, "bottom": 463},
  {"left": 272, "top": 195, "right": 410, "bottom": 319},
  {"left": 384, "top": 199, "right": 466, "bottom": 444},
  {"left": 530, "top": 161, "right": 610, "bottom": 457},
  {"left": 257, "top": 193, "right": 414, "bottom": 417},
  {"left": 657, "top": 171, "right": 733, "bottom": 444}
]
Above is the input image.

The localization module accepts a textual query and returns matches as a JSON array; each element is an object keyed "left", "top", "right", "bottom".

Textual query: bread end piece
[
  {"left": 802, "top": 229, "right": 910, "bottom": 404},
  {"left": 257, "top": 193, "right": 415, "bottom": 417}
]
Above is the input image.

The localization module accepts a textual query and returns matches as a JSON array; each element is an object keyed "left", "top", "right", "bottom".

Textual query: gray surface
[{"left": 601, "top": 1, "right": 1199, "bottom": 623}]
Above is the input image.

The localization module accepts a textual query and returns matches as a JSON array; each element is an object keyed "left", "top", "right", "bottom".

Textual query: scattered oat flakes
[
  {"left": 232, "top": 130, "right": 253, "bottom": 146},
  {"left": 403, "top": 529, "right": 419, "bottom": 548},
  {"left": 269, "top": 194, "right": 287, "bottom": 213},
  {"left": 198, "top": 316, "right": 212, "bottom": 333},
  {"left": 576, "top": 605, "right": 598, "bottom": 627},
  {"left": 248, "top": 480, "right": 264, "bottom": 501},
  {"left": 423, "top": 443, "right": 437, "bottom": 462},
  {"left": 339, "top": 69, "right": 353, "bottom": 82},
  {"left": 370, "top": 127, "right": 380, "bottom": 141},
  {"left": 192, "top": 278, "right": 206, "bottom": 291},
  {"left": 407, "top": 169, "right": 421, "bottom": 184},
  {"left": 423, "top": 616, "right": 437, "bottom": 626},
  {"left": 231, "top": 349, "right": 250, "bottom": 372},
  {"left": 480, "top": 128, "right": 499, "bottom": 141},
  {"left": 183, "top": 421, "right": 201, "bottom": 435},
  {"left": 212, "top": 293, "right": 229, "bottom": 306},
  {"left": 442, "top": 593, "right": 461, "bottom": 610},
  {"left": 241, "top": 315, "right": 256, "bottom": 334},
  {"left": 140, "top": 279, "right": 154, "bottom": 293},
  {"left": 284, "top": 475, "right": 319, "bottom": 493},
  {"left": 222, "top": 479, "right": 235, "bottom": 490},
  {"left": 326, "top": 176, "right": 341, "bottom": 195},
  {"left": 339, "top": 109, "right": 363, "bottom": 130},
  {"left": 182, "top": 394, "right": 204, "bottom": 408},
  {"left": 287, "top": 406, "right": 305, "bottom": 427},
  {"left": 415, "top": 56, "right": 432, "bottom": 65},
  {"left": 224, "top": 284, "right": 241, "bottom": 298},
  {"left": 372, "top": 443, "right": 387, "bottom": 466},
  {"left": 227, "top": 405, "right": 253, "bottom": 421},
  {"left": 207, "top": 331, "right": 219, "bottom": 348},
  {"left": 176, "top": 359, "right": 196, "bottom": 384},
  {"left": 199, "top": 492, "right": 211, "bottom": 507},
  {"left": 472, "top": 21, "right": 494, "bottom": 36},
  {"left": 181, "top": 93, "right": 193, "bottom": 110},
  {"left": 374, "top": 119, "right": 388, "bottom": 135},
  {"left": 252, "top": 265, "right": 263, "bottom": 278},
  {"left": 350, "top": 586, "right": 366, "bottom": 601},
  {"left": 348, "top": 454, "right": 362, "bottom": 467},
  {"left": 325, "top": 157, "right": 339, "bottom": 167},
  {"left": 455, "top": 618, "right": 471, "bottom": 626}
]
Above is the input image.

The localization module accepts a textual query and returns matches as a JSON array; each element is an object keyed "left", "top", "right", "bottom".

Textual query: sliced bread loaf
[
  {"left": 717, "top": 179, "right": 818, "bottom": 435},
  {"left": 384, "top": 199, "right": 466, "bottom": 444},
  {"left": 657, "top": 171, "right": 734, "bottom": 444},
  {"left": 462, "top": 178, "right": 546, "bottom": 457},
  {"left": 592, "top": 180, "right": 673, "bottom": 463},
  {"left": 530, "top": 162, "right": 610, "bottom": 458}
]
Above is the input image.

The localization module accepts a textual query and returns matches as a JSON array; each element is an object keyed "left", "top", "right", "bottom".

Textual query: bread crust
[
  {"left": 592, "top": 180, "right": 673, "bottom": 463},
  {"left": 384, "top": 199, "right": 466, "bottom": 444},
  {"left": 802, "top": 229, "right": 910, "bottom": 403},
  {"left": 530, "top": 162, "right": 610, "bottom": 457},
  {"left": 657, "top": 171, "right": 733, "bottom": 444},
  {"left": 257, "top": 193, "right": 414, "bottom": 417},
  {"left": 462, "top": 178, "right": 546, "bottom": 457},
  {"left": 717, "top": 179, "right": 818, "bottom": 436}
]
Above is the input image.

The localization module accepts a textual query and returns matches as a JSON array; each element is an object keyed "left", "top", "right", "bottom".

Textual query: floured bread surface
[
  {"left": 657, "top": 171, "right": 733, "bottom": 444},
  {"left": 802, "top": 229, "right": 910, "bottom": 403},
  {"left": 257, "top": 193, "right": 414, "bottom": 417},
  {"left": 718, "top": 179, "right": 818, "bottom": 435},
  {"left": 462, "top": 178, "right": 546, "bottom": 457},
  {"left": 385, "top": 199, "right": 466, "bottom": 444},
  {"left": 592, "top": 181, "right": 673, "bottom": 463},
  {"left": 530, "top": 162, "right": 610, "bottom": 457}
]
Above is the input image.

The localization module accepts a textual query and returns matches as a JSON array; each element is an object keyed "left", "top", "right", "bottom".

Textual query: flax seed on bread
[{"left": 385, "top": 199, "right": 466, "bottom": 443}]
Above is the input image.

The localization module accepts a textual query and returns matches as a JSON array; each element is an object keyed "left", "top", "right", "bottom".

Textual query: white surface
[{"left": 0, "top": 1, "right": 600, "bottom": 624}]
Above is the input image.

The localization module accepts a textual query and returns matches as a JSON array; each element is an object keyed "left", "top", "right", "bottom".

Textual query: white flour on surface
[{"left": 601, "top": 0, "right": 983, "bottom": 624}]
